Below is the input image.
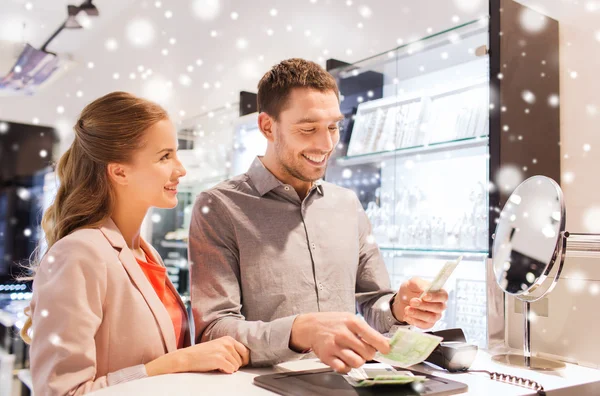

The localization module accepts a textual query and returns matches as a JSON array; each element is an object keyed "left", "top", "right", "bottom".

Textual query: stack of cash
[
  {"left": 343, "top": 327, "right": 444, "bottom": 387},
  {"left": 344, "top": 367, "right": 427, "bottom": 387}
]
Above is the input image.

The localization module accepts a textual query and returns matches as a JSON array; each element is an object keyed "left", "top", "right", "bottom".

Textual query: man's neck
[{"left": 259, "top": 156, "right": 312, "bottom": 200}]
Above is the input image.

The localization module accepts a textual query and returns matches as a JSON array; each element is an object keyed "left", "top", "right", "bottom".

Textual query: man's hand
[
  {"left": 392, "top": 278, "right": 448, "bottom": 329},
  {"left": 290, "top": 312, "right": 391, "bottom": 374}
]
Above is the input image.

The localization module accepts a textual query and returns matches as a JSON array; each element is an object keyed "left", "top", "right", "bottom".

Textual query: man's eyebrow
[
  {"left": 294, "top": 116, "right": 345, "bottom": 123},
  {"left": 294, "top": 117, "right": 318, "bottom": 124}
]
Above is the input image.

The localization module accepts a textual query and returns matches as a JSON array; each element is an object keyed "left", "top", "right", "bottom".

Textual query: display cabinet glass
[
  {"left": 230, "top": 113, "right": 264, "bottom": 178},
  {"left": 328, "top": 20, "right": 491, "bottom": 346},
  {"left": 326, "top": 0, "right": 560, "bottom": 347}
]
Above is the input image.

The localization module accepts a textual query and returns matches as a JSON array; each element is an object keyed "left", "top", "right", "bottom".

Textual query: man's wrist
[
  {"left": 389, "top": 293, "right": 408, "bottom": 325},
  {"left": 289, "top": 314, "right": 312, "bottom": 352}
]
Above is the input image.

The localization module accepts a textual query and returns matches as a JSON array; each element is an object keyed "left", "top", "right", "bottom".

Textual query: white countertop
[
  {"left": 89, "top": 350, "right": 600, "bottom": 396},
  {"left": 415, "top": 349, "right": 600, "bottom": 395}
]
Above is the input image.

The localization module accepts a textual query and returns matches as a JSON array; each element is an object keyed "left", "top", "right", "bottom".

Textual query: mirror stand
[
  {"left": 493, "top": 231, "right": 600, "bottom": 370},
  {"left": 491, "top": 177, "right": 600, "bottom": 370},
  {"left": 563, "top": 232, "right": 600, "bottom": 257},
  {"left": 492, "top": 300, "right": 565, "bottom": 370}
]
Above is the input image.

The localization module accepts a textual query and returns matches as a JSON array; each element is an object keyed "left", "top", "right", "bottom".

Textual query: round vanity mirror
[
  {"left": 491, "top": 175, "right": 567, "bottom": 370},
  {"left": 492, "top": 176, "right": 566, "bottom": 302}
]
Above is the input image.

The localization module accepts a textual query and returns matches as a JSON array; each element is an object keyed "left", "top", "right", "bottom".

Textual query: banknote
[
  {"left": 345, "top": 374, "right": 428, "bottom": 387},
  {"left": 374, "top": 327, "right": 443, "bottom": 368},
  {"left": 344, "top": 366, "right": 427, "bottom": 387},
  {"left": 420, "top": 255, "right": 463, "bottom": 298}
]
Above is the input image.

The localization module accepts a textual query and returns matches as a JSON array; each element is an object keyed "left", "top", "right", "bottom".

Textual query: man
[{"left": 189, "top": 58, "right": 448, "bottom": 373}]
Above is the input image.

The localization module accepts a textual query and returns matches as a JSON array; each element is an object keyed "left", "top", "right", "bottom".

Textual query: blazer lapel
[{"left": 99, "top": 218, "right": 178, "bottom": 353}]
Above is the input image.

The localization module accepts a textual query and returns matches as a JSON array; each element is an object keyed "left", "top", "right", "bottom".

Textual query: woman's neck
[{"left": 111, "top": 200, "right": 148, "bottom": 253}]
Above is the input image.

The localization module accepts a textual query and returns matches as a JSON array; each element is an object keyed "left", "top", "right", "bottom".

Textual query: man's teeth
[
  {"left": 165, "top": 186, "right": 176, "bottom": 190},
  {"left": 303, "top": 154, "right": 325, "bottom": 163}
]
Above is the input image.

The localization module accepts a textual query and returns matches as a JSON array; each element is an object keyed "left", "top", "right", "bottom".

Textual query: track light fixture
[{"left": 40, "top": 1, "right": 100, "bottom": 52}]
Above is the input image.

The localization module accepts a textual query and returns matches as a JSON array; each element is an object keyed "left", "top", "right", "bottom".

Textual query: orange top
[{"left": 136, "top": 252, "right": 187, "bottom": 349}]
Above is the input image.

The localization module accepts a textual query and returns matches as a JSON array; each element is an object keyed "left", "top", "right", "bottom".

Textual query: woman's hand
[
  {"left": 181, "top": 336, "right": 250, "bottom": 374},
  {"left": 145, "top": 336, "right": 250, "bottom": 376}
]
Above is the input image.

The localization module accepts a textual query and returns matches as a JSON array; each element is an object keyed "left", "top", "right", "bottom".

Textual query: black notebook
[{"left": 253, "top": 368, "right": 468, "bottom": 396}]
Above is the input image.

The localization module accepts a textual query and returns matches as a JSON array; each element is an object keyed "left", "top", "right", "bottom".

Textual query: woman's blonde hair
[{"left": 21, "top": 91, "right": 168, "bottom": 342}]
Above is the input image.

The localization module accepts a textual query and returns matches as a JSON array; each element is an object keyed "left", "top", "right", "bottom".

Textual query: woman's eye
[{"left": 161, "top": 154, "right": 169, "bottom": 161}]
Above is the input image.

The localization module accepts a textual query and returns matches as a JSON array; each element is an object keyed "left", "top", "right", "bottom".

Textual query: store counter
[{"left": 89, "top": 349, "right": 600, "bottom": 396}]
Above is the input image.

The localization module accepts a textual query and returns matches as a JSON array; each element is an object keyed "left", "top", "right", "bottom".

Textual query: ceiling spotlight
[
  {"left": 41, "top": 0, "right": 100, "bottom": 51},
  {"left": 65, "top": 6, "right": 83, "bottom": 29},
  {"left": 79, "top": 0, "right": 99, "bottom": 16}
]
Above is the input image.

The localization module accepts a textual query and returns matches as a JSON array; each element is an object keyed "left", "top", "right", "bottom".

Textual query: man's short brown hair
[{"left": 257, "top": 58, "right": 339, "bottom": 120}]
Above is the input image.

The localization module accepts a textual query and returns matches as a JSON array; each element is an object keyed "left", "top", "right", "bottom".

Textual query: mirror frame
[{"left": 492, "top": 176, "right": 567, "bottom": 302}]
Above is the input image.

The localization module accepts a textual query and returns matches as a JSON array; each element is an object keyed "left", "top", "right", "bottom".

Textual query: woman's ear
[
  {"left": 107, "top": 163, "right": 129, "bottom": 186},
  {"left": 258, "top": 112, "right": 275, "bottom": 142}
]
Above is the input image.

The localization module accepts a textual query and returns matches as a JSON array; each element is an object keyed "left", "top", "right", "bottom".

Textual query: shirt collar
[
  {"left": 313, "top": 179, "right": 324, "bottom": 195},
  {"left": 247, "top": 156, "right": 324, "bottom": 196}
]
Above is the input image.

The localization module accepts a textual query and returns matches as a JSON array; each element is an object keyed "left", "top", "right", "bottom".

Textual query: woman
[{"left": 22, "top": 92, "right": 249, "bottom": 396}]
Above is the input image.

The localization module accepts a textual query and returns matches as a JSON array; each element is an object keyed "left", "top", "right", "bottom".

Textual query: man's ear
[
  {"left": 107, "top": 163, "right": 129, "bottom": 186},
  {"left": 258, "top": 112, "right": 275, "bottom": 143}
]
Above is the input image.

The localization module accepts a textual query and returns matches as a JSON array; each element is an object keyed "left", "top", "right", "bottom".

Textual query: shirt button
[
  {"left": 318, "top": 283, "right": 324, "bottom": 290},
  {"left": 311, "top": 243, "right": 316, "bottom": 249},
  {"left": 284, "top": 186, "right": 290, "bottom": 191}
]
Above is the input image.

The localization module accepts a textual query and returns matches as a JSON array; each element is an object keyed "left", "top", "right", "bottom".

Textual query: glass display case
[
  {"left": 0, "top": 177, "right": 49, "bottom": 289},
  {"left": 177, "top": 103, "right": 240, "bottom": 186},
  {"left": 230, "top": 112, "right": 265, "bottom": 178},
  {"left": 326, "top": 0, "right": 560, "bottom": 347}
]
